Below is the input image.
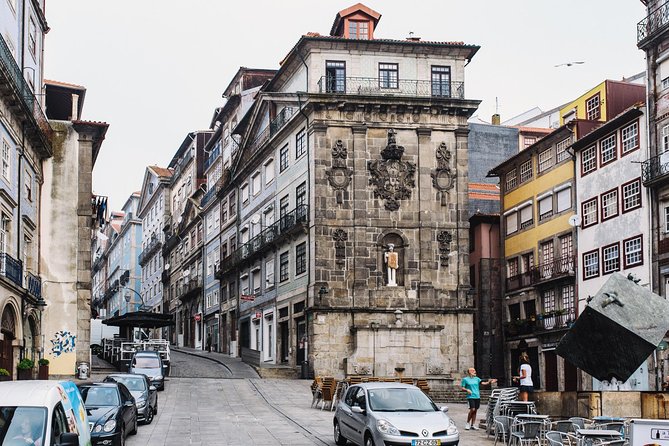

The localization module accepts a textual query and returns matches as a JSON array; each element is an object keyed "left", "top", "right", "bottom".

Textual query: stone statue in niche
[{"left": 384, "top": 244, "right": 399, "bottom": 286}]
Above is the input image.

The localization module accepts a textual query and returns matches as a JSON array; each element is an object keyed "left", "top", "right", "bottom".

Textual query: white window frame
[
  {"left": 539, "top": 195, "right": 553, "bottom": 221},
  {"left": 505, "top": 169, "right": 517, "bottom": 190},
  {"left": 241, "top": 183, "right": 249, "bottom": 203},
  {"left": 582, "top": 198, "right": 598, "bottom": 227},
  {"left": 602, "top": 244, "right": 620, "bottom": 274},
  {"left": 622, "top": 179, "right": 641, "bottom": 212},
  {"left": 621, "top": 122, "right": 639, "bottom": 154},
  {"left": 265, "top": 258, "right": 275, "bottom": 288},
  {"left": 586, "top": 94, "right": 600, "bottom": 120},
  {"left": 519, "top": 160, "right": 532, "bottom": 183},
  {"left": 264, "top": 158, "right": 275, "bottom": 185},
  {"left": 556, "top": 138, "right": 571, "bottom": 163},
  {"left": 582, "top": 145, "right": 596, "bottom": 175},
  {"left": 252, "top": 172, "right": 261, "bottom": 196},
  {"left": 583, "top": 251, "right": 599, "bottom": 279},
  {"left": 505, "top": 211, "right": 518, "bottom": 235},
  {"left": 624, "top": 236, "right": 643, "bottom": 267},
  {"left": 600, "top": 134, "right": 617, "bottom": 165},
  {"left": 601, "top": 189, "right": 619, "bottom": 220},
  {"left": 538, "top": 148, "right": 554, "bottom": 173},
  {"left": 556, "top": 186, "right": 571, "bottom": 213},
  {"left": 2, "top": 139, "right": 10, "bottom": 182}
]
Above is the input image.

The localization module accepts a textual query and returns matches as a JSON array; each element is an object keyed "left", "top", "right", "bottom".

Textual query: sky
[{"left": 43, "top": 0, "right": 648, "bottom": 212}]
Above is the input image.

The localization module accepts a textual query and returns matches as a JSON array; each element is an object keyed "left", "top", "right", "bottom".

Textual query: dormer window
[{"left": 348, "top": 20, "right": 369, "bottom": 39}]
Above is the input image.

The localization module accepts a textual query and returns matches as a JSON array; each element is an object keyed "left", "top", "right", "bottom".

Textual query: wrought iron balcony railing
[
  {"left": 246, "top": 107, "right": 297, "bottom": 156},
  {"left": 203, "top": 142, "right": 221, "bottom": 172},
  {"left": 506, "top": 254, "right": 575, "bottom": 292},
  {"left": 537, "top": 307, "right": 576, "bottom": 331},
  {"left": 638, "top": 0, "right": 669, "bottom": 44},
  {"left": 0, "top": 34, "right": 52, "bottom": 147},
  {"left": 503, "top": 318, "right": 536, "bottom": 338},
  {"left": 138, "top": 235, "right": 162, "bottom": 266},
  {"left": 317, "top": 76, "right": 465, "bottom": 99},
  {"left": 0, "top": 253, "right": 22, "bottom": 288},
  {"left": 177, "top": 276, "right": 203, "bottom": 300},
  {"left": 216, "top": 205, "right": 308, "bottom": 277},
  {"left": 641, "top": 152, "right": 669, "bottom": 186},
  {"left": 25, "top": 271, "right": 41, "bottom": 300}
]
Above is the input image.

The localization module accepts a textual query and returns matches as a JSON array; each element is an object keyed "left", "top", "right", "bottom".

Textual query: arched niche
[{"left": 377, "top": 231, "right": 409, "bottom": 287}]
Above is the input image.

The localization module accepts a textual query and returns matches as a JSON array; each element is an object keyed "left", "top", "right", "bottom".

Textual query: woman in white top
[{"left": 514, "top": 352, "right": 533, "bottom": 401}]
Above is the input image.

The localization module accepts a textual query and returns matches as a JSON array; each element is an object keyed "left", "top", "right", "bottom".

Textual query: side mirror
[
  {"left": 59, "top": 432, "right": 79, "bottom": 446},
  {"left": 124, "top": 400, "right": 135, "bottom": 407},
  {"left": 351, "top": 406, "right": 366, "bottom": 415},
  {"left": 440, "top": 406, "right": 449, "bottom": 413},
  {"left": 149, "top": 385, "right": 157, "bottom": 392}
]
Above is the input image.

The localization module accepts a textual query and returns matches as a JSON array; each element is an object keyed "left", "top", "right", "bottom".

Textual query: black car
[
  {"left": 79, "top": 382, "right": 138, "bottom": 446},
  {"left": 104, "top": 373, "right": 158, "bottom": 424}
]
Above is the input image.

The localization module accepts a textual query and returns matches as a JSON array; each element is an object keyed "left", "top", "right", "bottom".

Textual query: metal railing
[
  {"left": 638, "top": 0, "right": 669, "bottom": 43},
  {"left": 0, "top": 253, "right": 22, "bottom": 288},
  {"left": 203, "top": 143, "right": 221, "bottom": 171},
  {"left": 177, "top": 276, "right": 202, "bottom": 299},
  {"left": 217, "top": 205, "right": 308, "bottom": 275},
  {"left": 506, "top": 254, "right": 575, "bottom": 292},
  {"left": 317, "top": 76, "right": 465, "bottom": 99},
  {"left": 138, "top": 235, "right": 162, "bottom": 266},
  {"left": 0, "top": 34, "right": 52, "bottom": 142},
  {"left": 641, "top": 152, "right": 669, "bottom": 185},
  {"left": 246, "top": 107, "right": 296, "bottom": 156},
  {"left": 25, "top": 271, "right": 41, "bottom": 300},
  {"left": 537, "top": 307, "right": 576, "bottom": 331},
  {"left": 201, "top": 184, "right": 218, "bottom": 207},
  {"left": 503, "top": 318, "right": 536, "bottom": 337}
]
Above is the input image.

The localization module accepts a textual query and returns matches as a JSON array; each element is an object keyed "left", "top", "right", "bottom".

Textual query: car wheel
[
  {"left": 364, "top": 434, "right": 375, "bottom": 446},
  {"left": 145, "top": 407, "right": 154, "bottom": 425},
  {"left": 333, "top": 420, "right": 347, "bottom": 445}
]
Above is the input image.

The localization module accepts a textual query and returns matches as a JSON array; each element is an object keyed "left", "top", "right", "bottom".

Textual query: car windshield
[
  {"left": 133, "top": 357, "right": 160, "bottom": 368},
  {"left": 80, "top": 387, "right": 120, "bottom": 406},
  {"left": 110, "top": 376, "right": 146, "bottom": 391},
  {"left": 368, "top": 388, "right": 438, "bottom": 412},
  {"left": 0, "top": 407, "right": 47, "bottom": 446}
]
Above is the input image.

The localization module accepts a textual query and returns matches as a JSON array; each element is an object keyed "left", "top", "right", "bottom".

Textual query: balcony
[
  {"left": 246, "top": 107, "right": 297, "bottom": 156},
  {"left": 0, "top": 253, "right": 22, "bottom": 288},
  {"left": 25, "top": 271, "right": 42, "bottom": 300},
  {"left": 178, "top": 276, "right": 203, "bottom": 301},
  {"left": 536, "top": 308, "right": 576, "bottom": 332},
  {"left": 505, "top": 255, "right": 575, "bottom": 293},
  {"left": 138, "top": 235, "right": 162, "bottom": 266},
  {"left": 216, "top": 205, "right": 308, "bottom": 278},
  {"left": 203, "top": 143, "right": 221, "bottom": 172},
  {"left": 0, "top": 35, "right": 52, "bottom": 155},
  {"left": 641, "top": 152, "right": 669, "bottom": 187},
  {"left": 638, "top": 0, "right": 669, "bottom": 45},
  {"left": 503, "top": 318, "right": 536, "bottom": 338},
  {"left": 317, "top": 76, "right": 465, "bottom": 99}
]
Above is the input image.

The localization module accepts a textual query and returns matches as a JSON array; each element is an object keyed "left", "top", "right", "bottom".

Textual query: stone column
[{"left": 351, "top": 125, "right": 368, "bottom": 308}]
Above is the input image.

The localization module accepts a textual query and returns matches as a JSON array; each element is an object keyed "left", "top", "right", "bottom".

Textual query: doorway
[
  {"left": 296, "top": 317, "right": 306, "bottom": 364},
  {"left": 279, "top": 321, "right": 289, "bottom": 363},
  {"left": 544, "top": 350, "right": 558, "bottom": 391}
]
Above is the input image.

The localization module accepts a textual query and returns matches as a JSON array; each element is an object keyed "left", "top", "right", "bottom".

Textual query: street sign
[
  {"left": 194, "top": 314, "right": 201, "bottom": 321},
  {"left": 240, "top": 294, "right": 255, "bottom": 301}
]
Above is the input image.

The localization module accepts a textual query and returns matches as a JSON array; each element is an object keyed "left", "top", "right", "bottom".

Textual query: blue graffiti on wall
[{"left": 50, "top": 331, "right": 76, "bottom": 357}]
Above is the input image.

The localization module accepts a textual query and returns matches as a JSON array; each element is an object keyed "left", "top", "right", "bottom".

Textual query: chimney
[{"left": 491, "top": 114, "right": 501, "bottom": 125}]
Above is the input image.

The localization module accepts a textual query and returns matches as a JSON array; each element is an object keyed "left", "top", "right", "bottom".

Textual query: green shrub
[
  {"left": 0, "top": 368, "right": 9, "bottom": 376},
  {"left": 17, "top": 358, "right": 35, "bottom": 370},
  {"left": 38, "top": 358, "right": 49, "bottom": 366}
]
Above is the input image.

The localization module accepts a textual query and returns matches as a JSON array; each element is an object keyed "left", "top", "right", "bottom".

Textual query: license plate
[{"left": 412, "top": 440, "right": 440, "bottom": 446}]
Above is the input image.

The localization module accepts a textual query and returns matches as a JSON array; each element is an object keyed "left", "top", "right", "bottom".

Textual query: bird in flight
[{"left": 555, "top": 61, "right": 585, "bottom": 67}]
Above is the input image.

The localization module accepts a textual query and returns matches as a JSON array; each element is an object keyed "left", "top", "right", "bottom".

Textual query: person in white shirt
[{"left": 513, "top": 352, "right": 533, "bottom": 401}]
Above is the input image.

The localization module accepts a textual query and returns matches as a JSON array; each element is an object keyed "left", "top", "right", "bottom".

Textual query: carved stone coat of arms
[{"left": 368, "top": 129, "right": 416, "bottom": 211}]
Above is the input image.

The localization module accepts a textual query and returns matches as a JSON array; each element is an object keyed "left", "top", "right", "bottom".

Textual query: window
[
  {"left": 559, "top": 234, "right": 573, "bottom": 258},
  {"left": 221, "top": 199, "right": 228, "bottom": 222},
  {"left": 295, "top": 129, "right": 306, "bottom": 159},
  {"left": 348, "top": 20, "right": 369, "bottom": 39},
  {"left": 663, "top": 125, "right": 669, "bottom": 153},
  {"left": 664, "top": 77, "right": 669, "bottom": 90},
  {"left": 505, "top": 211, "right": 518, "bottom": 235},
  {"left": 600, "top": 133, "right": 617, "bottom": 165},
  {"left": 279, "top": 251, "right": 289, "bottom": 282},
  {"left": 431, "top": 66, "right": 451, "bottom": 97},
  {"left": 583, "top": 250, "right": 600, "bottom": 279},
  {"left": 280, "top": 195, "right": 289, "bottom": 219},
  {"left": 264, "top": 159, "right": 275, "bottom": 184},
  {"left": 265, "top": 259, "right": 275, "bottom": 288},
  {"left": 522, "top": 252, "right": 534, "bottom": 272},
  {"left": 296, "top": 182, "right": 306, "bottom": 218},
  {"left": 586, "top": 93, "right": 601, "bottom": 120},
  {"left": 624, "top": 235, "right": 643, "bottom": 267},
  {"left": 622, "top": 179, "right": 641, "bottom": 212},
  {"left": 229, "top": 191, "right": 236, "bottom": 217},
  {"left": 325, "top": 61, "right": 346, "bottom": 93},
  {"left": 582, "top": 145, "right": 596, "bottom": 175},
  {"left": 556, "top": 138, "right": 571, "bottom": 163},
  {"left": 541, "top": 241, "right": 554, "bottom": 266},
  {"left": 621, "top": 122, "right": 639, "bottom": 154},
  {"left": 221, "top": 241, "right": 228, "bottom": 260},
  {"left": 379, "top": 63, "right": 399, "bottom": 89},
  {"left": 523, "top": 137, "right": 536, "bottom": 149},
  {"left": 241, "top": 183, "right": 249, "bottom": 203},
  {"left": 252, "top": 173, "right": 261, "bottom": 196},
  {"left": 538, "top": 148, "right": 554, "bottom": 173},
  {"left": 0, "top": 214, "right": 8, "bottom": 253},
  {"left": 600, "top": 189, "right": 618, "bottom": 221},
  {"left": 520, "top": 204, "right": 533, "bottom": 229},
  {"left": 542, "top": 289, "right": 556, "bottom": 313},
  {"left": 582, "top": 198, "right": 598, "bottom": 227},
  {"left": 519, "top": 160, "right": 532, "bottom": 183},
  {"left": 28, "top": 18, "right": 37, "bottom": 58},
  {"left": 279, "top": 144, "right": 289, "bottom": 172},
  {"left": 539, "top": 194, "right": 553, "bottom": 221},
  {"left": 602, "top": 243, "right": 620, "bottom": 274},
  {"left": 505, "top": 169, "right": 517, "bottom": 190},
  {"left": 252, "top": 269, "right": 261, "bottom": 294},
  {"left": 561, "top": 285, "right": 575, "bottom": 313},
  {"left": 556, "top": 186, "right": 571, "bottom": 213},
  {"left": 507, "top": 258, "right": 519, "bottom": 277},
  {"left": 24, "top": 170, "right": 32, "bottom": 202},
  {"left": 295, "top": 242, "right": 307, "bottom": 275},
  {"left": 2, "top": 139, "right": 10, "bottom": 181},
  {"left": 229, "top": 235, "right": 236, "bottom": 252},
  {"left": 666, "top": 206, "right": 669, "bottom": 232}
]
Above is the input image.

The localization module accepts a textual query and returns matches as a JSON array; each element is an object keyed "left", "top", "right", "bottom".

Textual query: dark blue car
[{"left": 78, "top": 382, "right": 138, "bottom": 446}]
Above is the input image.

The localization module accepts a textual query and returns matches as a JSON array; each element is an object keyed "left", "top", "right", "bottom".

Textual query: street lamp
[{"left": 122, "top": 286, "right": 146, "bottom": 312}]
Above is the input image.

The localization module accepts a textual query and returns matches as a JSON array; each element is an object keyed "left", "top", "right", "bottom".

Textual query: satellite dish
[
  {"left": 568, "top": 214, "right": 581, "bottom": 227},
  {"left": 165, "top": 263, "right": 170, "bottom": 270},
  {"left": 250, "top": 214, "right": 261, "bottom": 225}
]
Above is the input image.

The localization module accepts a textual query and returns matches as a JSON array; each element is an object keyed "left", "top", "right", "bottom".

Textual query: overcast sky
[{"left": 44, "top": 0, "right": 647, "bottom": 212}]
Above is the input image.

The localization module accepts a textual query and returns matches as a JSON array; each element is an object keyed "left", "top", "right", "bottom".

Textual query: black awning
[{"left": 102, "top": 311, "right": 174, "bottom": 329}]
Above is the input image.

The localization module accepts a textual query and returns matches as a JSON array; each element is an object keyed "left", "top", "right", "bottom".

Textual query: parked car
[
  {"left": 78, "top": 382, "right": 137, "bottom": 446},
  {"left": 128, "top": 351, "right": 165, "bottom": 390},
  {"left": 0, "top": 380, "right": 91, "bottom": 446},
  {"left": 333, "top": 383, "right": 459, "bottom": 446},
  {"left": 104, "top": 373, "right": 158, "bottom": 424}
]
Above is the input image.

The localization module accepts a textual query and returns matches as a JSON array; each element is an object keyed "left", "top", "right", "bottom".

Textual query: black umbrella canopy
[{"left": 102, "top": 311, "right": 174, "bottom": 329}]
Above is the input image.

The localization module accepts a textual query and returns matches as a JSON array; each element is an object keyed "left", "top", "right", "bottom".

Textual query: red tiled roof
[{"left": 149, "top": 166, "right": 173, "bottom": 178}]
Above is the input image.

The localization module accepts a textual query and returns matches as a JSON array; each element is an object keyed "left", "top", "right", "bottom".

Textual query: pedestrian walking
[
  {"left": 461, "top": 367, "right": 497, "bottom": 430},
  {"left": 206, "top": 332, "right": 212, "bottom": 353},
  {"left": 513, "top": 352, "right": 533, "bottom": 401}
]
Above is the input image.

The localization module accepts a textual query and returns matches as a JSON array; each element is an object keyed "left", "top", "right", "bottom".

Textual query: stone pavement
[{"left": 170, "top": 346, "right": 260, "bottom": 379}]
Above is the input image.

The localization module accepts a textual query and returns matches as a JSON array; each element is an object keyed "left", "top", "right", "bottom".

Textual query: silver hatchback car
[{"left": 333, "top": 383, "right": 459, "bottom": 446}]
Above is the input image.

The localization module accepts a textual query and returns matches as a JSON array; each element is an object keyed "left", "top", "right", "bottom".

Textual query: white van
[{"left": 0, "top": 380, "right": 92, "bottom": 446}]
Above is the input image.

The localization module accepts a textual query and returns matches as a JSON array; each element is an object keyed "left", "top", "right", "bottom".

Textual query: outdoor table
[
  {"left": 592, "top": 416, "right": 625, "bottom": 423},
  {"left": 576, "top": 428, "right": 623, "bottom": 443},
  {"left": 515, "top": 414, "right": 549, "bottom": 420}
]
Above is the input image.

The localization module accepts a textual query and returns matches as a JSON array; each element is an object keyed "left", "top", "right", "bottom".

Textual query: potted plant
[
  {"left": 38, "top": 358, "right": 49, "bottom": 380},
  {"left": 17, "top": 358, "right": 35, "bottom": 380},
  {"left": 0, "top": 368, "right": 10, "bottom": 381}
]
